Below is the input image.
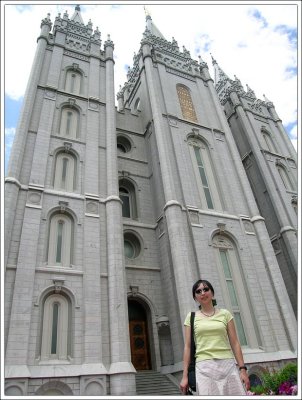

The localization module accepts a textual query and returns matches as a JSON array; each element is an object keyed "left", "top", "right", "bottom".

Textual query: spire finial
[
  {"left": 144, "top": 5, "right": 151, "bottom": 20},
  {"left": 210, "top": 53, "right": 217, "bottom": 65}
]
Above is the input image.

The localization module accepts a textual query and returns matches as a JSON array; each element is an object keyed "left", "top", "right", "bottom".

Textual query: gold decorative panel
[{"left": 177, "top": 85, "right": 197, "bottom": 122}]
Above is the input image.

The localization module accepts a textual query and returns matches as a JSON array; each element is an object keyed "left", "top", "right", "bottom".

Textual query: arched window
[
  {"left": 59, "top": 107, "right": 79, "bottom": 139},
  {"left": 65, "top": 69, "right": 82, "bottom": 95},
  {"left": 277, "top": 163, "right": 294, "bottom": 191},
  {"left": 212, "top": 234, "right": 258, "bottom": 347},
  {"left": 54, "top": 152, "right": 76, "bottom": 192},
  {"left": 176, "top": 84, "right": 197, "bottom": 122},
  {"left": 188, "top": 138, "right": 222, "bottom": 210},
  {"left": 40, "top": 293, "right": 71, "bottom": 361},
  {"left": 119, "top": 179, "right": 138, "bottom": 219},
  {"left": 47, "top": 213, "right": 74, "bottom": 267},
  {"left": 53, "top": 152, "right": 76, "bottom": 192},
  {"left": 262, "top": 130, "right": 276, "bottom": 153}
]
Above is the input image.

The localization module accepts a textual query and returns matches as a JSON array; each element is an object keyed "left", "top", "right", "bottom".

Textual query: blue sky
[{"left": 2, "top": 1, "right": 299, "bottom": 174}]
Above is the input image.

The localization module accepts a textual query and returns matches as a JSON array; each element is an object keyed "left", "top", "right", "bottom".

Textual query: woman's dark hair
[{"left": 192, "top": 279, "right": 215, "bottom": 300}]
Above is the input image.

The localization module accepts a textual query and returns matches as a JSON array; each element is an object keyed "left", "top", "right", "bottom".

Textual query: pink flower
[
  {"left": 278, "top": 381, "right": 293, "bottom": 395},
  {"left": 290, "top": 385, "right": 297, "bottom": 395},
  {"left": 246, "top": 391, "right": 255, "bottom": 395}
]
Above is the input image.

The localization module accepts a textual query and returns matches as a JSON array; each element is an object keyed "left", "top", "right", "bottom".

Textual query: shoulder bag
[{"left": 187, "top": 311, "right": 196, "bottom": 394}]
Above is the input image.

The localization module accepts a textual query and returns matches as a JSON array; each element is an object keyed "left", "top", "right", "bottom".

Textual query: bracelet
[{"left": 239, "top": 365, "right": 248, "bottom": 371}]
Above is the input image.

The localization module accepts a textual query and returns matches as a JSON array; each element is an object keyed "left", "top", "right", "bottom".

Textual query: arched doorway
[{"left": 128, "top": 299, "right": 151, "bottom": 370}]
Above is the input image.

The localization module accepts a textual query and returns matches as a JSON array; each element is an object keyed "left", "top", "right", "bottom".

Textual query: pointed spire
[
  {"left": 263, "top": 94, "right": 274, "bottom": 107},
  {"left": 198, "top": 55, "right": 208, "bottom": 69},
  {"left": 41, "top": 12, "right": 52, "bottom": 30},
  {"left": 144, "top": 8, "right": 165, "bottom": 39},
  {"left": 182, "top": 45, "right": 191, "bottom": 58},
  {"left": 211, "top": 54, "right": 230, "bottom": 85},
  {"left": 71, "top": 5, "right": 84, "bottom": 24},
  {"left": 246, "top": 84, "right": 256, "bottom": 99},
  {"left": 144, "top": 5, "right": 152, "bottom": 21},
  {"left": 210, "top": 53, "right": 217, "bottom": 65},
  {"left": 263, "top": 94, "right": 271, "bottom": 102}
]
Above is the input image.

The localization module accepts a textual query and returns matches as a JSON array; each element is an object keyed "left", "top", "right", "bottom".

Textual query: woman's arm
[
  {"left": 227, "top": 319, "right": 250, "bottom": 391},
  {"left": 179, "top": 325, "right": 191, "bottom": 395}
]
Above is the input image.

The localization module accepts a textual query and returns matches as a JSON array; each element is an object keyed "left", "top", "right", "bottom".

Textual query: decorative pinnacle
[
  {"left": 104, "top": 34, "right": 114, "bottom": 49},
  {"left": 263, "top": 94, "right": 274, "bottom": 106},
  {"left": 75, "top": 5, "right": 80, "bottom": 11},
  {"left": 210, "top": 53, "right": 217, "bottom": 65},
  {"left": 144, "top": 5, "right": 151, "bottom": 20}
]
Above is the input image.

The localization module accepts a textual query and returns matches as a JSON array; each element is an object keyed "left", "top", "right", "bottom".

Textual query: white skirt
[{"left": 195, "top": 358, "right": 247, "bottom": 396}]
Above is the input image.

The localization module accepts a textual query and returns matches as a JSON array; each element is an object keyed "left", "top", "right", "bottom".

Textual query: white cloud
[
  {"left": 3, "top": 1, "right": 299, "bottom": 132},
  {"left": 289, "top": 124, "right": 298, "bottom": 153},
  {"left": 5, "top": 127, "right": 15, "bottom": 155}
]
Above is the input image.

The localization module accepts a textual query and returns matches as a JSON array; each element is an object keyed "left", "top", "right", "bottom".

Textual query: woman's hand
[
  {"left": 240, "top": 369, "right": 250, "bottom": 391},
  {"left": 180, "top": 376, "right": 189, "bottom": 395}
]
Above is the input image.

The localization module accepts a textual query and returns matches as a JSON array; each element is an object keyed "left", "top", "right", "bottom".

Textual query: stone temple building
[{"left": 4, "top": 6, "right": 298, "bottom": 396}]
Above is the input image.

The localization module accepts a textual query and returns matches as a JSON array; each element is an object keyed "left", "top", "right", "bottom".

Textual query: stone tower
[
  {"left": 4, "top": 7, "right": 297, "bottom": 396},
  {"left": 211, "top": 57, "right": 298, "bottom": 313}
]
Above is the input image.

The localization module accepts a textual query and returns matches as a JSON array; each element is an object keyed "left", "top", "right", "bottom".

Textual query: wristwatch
[{"left": 239, "top": 365, "right": 248, "bottom": 371}]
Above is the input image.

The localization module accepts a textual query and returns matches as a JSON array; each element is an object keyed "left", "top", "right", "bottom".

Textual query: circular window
[
  {"left": 124, "top": 232, "right": 141, "bottom": 259},
  {"left": 117, "top": 135, "right": 131, "bottom": 153}
]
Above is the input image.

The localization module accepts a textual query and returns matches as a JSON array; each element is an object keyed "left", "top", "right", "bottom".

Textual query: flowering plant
[{"left": 249, "top": 362, "right": 297, "bottom": 396}]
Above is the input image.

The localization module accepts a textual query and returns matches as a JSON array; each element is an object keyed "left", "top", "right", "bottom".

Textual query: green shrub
[
  {"left": 250, "top": 384, "right": 266, "bottom": 395},
  {"left": 261, "top": 363, "right": 297, "bottom": 394}
]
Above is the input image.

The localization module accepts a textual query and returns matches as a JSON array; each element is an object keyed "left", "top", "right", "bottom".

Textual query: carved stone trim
[
  {"left": 53, "top": 277, "right": 65, "bottom": 293},
  {"left": 59, "top": 201, "right": 69, "bottom": 213},
  {"left": 27, "top": 190, "right": 42, "bottom": 206},
  {"left": 130, "top": 285, "right": 139, "bottom": 296},
  {"left": 64, "top": 50, "right": 89, "bottom": 62},
  {"left": 86, "top": 201, "right": 98, "bottom": 214},
  {"left": 212, "top": 234, "right": 233, "bottom": 249},
  {"left": 64, "top": 141, "right": 73, "bottom": 152}
]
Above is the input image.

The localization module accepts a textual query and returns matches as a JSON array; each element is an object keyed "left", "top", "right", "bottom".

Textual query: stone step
[{"left": 135, "top": 371, "right": 181, "bottom": 396}]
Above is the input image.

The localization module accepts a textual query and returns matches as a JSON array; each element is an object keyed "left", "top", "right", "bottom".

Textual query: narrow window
[
  {"left": 47, "top": 213, "right": 73, "bottom": 267},
  {"left": 59, "top": 107, "right": 79, "bottom": 139},
  {"left": 119, "top": 180, "right": 138, "bottom": 219},
  {"left": 65, "top": 69, "right": 81, "bottom": 94},
  {"left": 262, "top": 131, "right": 276, "bottom": 153},
  {"left": 40, "top": 294, "right": 70, "bottom": 361},
  {"left": 51, "top": 303, "right": 59, "bottom": 354},
  {"left": 219, "top": 248, "right": 247, "bottom": 346},
  {"left": 66, "top": 112, "right": 72, "bottom": 136},
  {"left": 277, "top": 165, "right": 294, "bottom": 191},
  {"left": 120, "top": 187, "right": 131, "bottom": 218},
  {"left": 56, "top": 221, "right": 64, "bottom": 263},
  {"left": 54, "top": 152, "right": 76, "bottom": 192},
  {"left": 193, "top": 146, "right": 214, "bottom": 209},
  {"left": 70, "top": 74, "right": 76, "bottom": 94}
]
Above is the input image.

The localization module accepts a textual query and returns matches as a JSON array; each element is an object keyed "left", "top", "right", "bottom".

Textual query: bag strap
[{"left": 190, "top": 312, "right": 196, "bottom": 365}]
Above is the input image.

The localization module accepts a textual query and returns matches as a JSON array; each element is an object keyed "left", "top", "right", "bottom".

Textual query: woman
[{"left": 180, "top": 279, "right": 250, "bottom": 395}]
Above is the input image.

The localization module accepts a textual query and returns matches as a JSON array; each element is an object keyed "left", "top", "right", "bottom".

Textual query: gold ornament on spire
[{"left": 144, "top": 5, "right": 151, "bottom": 17}]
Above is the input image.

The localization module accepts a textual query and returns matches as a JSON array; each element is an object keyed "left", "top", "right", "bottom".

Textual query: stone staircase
[{"left": 135, "top": 370, "right": 181, "bottom": 396}]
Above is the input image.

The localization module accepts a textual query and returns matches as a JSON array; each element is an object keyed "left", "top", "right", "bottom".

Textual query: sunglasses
[{"left": 195, "top": 287, "right": 210, "bottom": 295}]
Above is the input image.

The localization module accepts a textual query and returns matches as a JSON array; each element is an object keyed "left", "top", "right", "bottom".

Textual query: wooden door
[{"left": 129, "top": 320, "right": 150, "bottom": 370}]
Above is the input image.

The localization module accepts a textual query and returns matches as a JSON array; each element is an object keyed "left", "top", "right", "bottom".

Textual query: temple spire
[
  {"left": 144, "top": 7, "right": 165, "bottom": 39},
  {"left": 211, "top": 54, "right": 230, "bottom": 84},
  {"left": 71, "top": 4, "right": 84, "bottom": 24}
]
